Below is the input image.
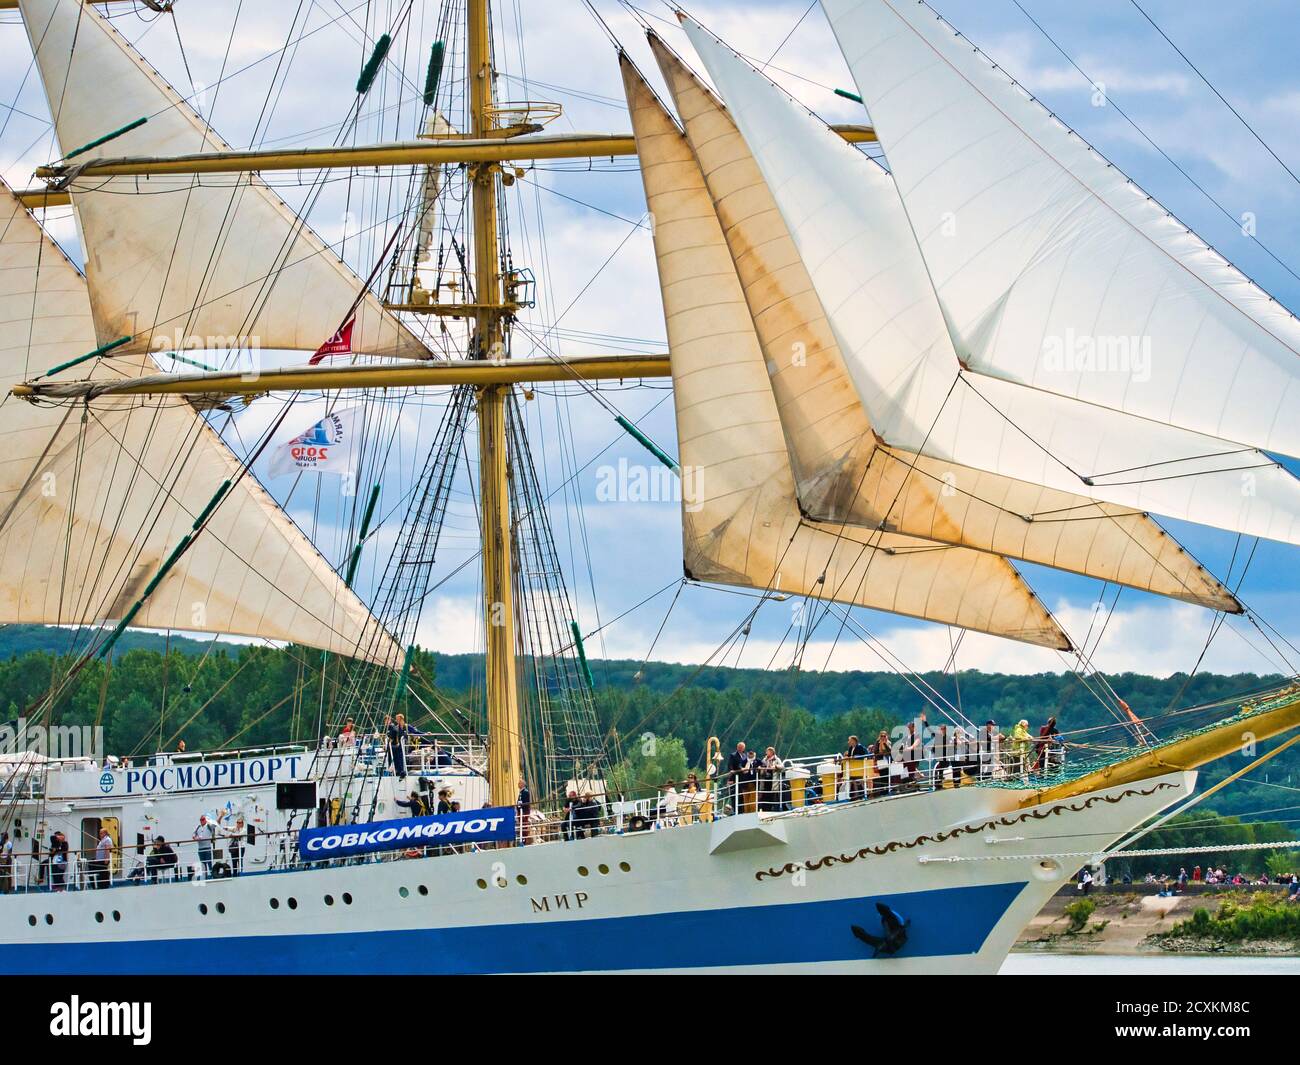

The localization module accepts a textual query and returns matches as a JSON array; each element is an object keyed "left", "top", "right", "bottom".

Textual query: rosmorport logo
[
  {"left": 99, "top": 770, "right": 115, "bottom": 794},
  {"left": 49, "top": 997, "right": 151, "bottom": 1045}
]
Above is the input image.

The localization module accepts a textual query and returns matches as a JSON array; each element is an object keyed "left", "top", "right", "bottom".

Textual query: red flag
[{"left": 309, "top": 318, "right": 355, "bottom": 364}]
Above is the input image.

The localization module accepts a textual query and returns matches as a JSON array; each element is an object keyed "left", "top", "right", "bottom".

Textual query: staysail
[
  {"left": 648, "top": 32, "right": 1238, "bottom": 613},
  {"left": 19, "top": 0, "right": 429, "bottom": 361},
  {"left": 681, "top": 16, "right": 1300, "bottom": 547},
  {"left": 820, "top": 0, "right": 1300, "bottom": 457},
  {"left": 0, "top": 179, "right": 402, "bottom": 665},
  {"left": 623, "top": 55, "right": 1068, "bottom": 649}
]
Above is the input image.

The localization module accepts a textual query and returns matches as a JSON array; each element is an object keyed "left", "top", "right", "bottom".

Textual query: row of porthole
[
  {"left": 196, "top": 892, "right": 356, "bottom": 917},
  {"left": 473, "top": 860, "right": 632, "bottom": 891},
  {"left": 28, "top": 910, "right": 122, "bottom": 927},
  {"left": 580, "top": 862, "right": 631, "bottom": 877},
  {"left": 397, "top": 885, "right": 430, "bottom": 899}
]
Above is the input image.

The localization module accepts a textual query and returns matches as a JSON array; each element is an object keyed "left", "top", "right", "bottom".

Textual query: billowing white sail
[
  {"left": 0, "top": 179, "right": 402, "bottom": 666},
  {"left": 648, "top": 33, "right": 1238, "bottom": 613},
  {"left": 19, "top": 0, "right": 429, "bottom": 361},
  {"left": 682, "top": 16, "right": 1300, "bottom": 547},
  {"left": 821, "top": 0, "right": 1300, "bottom": 456},
  {"left": 623, "top": 55, "right": 1069, "bottom": 649}
]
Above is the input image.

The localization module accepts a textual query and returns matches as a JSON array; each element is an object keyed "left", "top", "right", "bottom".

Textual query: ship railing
[
  {"left": 0, "top": 744, "right": 1071, "bottom": 896},
  {"left": 617, "top": 742, "right": 1069, "bottom": 827}
]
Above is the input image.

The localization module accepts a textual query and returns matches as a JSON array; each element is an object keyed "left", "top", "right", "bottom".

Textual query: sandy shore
[{"left": 1015, "top": 890, "right": 1296, "bottom": 956}]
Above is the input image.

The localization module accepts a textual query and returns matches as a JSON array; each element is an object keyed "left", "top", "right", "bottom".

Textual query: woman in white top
[{"left": 659, "top": 781, "right": 681, "bottom": 827}]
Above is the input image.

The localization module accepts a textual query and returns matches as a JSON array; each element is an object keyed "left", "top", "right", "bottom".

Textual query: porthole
[
  {"left": 112, "top": 911, "right": 121, "bottom": 922},
  {"left": 417, "top": 885, "right": 429, "bottom": 897},
  {"left": 269, "top": 898, "right": 280, "bottom": 910},
  {"left": 598, "top": 864, "right": 610, "bottom": 875},
  {"left": 287, "top": 898, "right": 298, "bottom": 910},
  {"left": 1032, "top": 858, "right": 1063, "bottom": 882},
  {"left": 342, "top": 892, "right": 353, "bottom": 905},
  {"left": 399, "top": 887, "right": 410, "bottom": 899},
  {"left": 198, "top": 904, "right": 207, "bottom": 916},
  {"left": 619, "top": 861, "right": 631, "bottom": 873},
  {"left": 95, "top": 912, "right": 105, "bottom": 923},
  {"left": 324, "top": 894, "right": 335, "bottom": 906},
  {"left": 215, "top": 902, "right": 225, "bottom": 915},
  {"left": 475, "top": 879, "right": 488, "bottom": 890},
  {"left": 44, "top": 914, "right": 53, "bottom": 925},
  {"left": 577, "top": 866, "right": 589, "bottom": 877},
  {"left": 515, "top": 874, "right": 527, "bottom": 886},
  {"left": 26, "top": 915, "right": 35, "bottom": 927}
]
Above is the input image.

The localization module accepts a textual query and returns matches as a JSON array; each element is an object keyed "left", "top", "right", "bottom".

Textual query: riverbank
[{"left": 1015, "top": 886, "right": 1299, "bottom": 956}]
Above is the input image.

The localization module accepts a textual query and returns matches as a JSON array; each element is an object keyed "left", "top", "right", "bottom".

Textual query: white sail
[
  {"left": 682, "top": 16, "right": 1300, "bottom": 547},
  {"left": 821, "top": 0, "right": 1300, "bottom": 456},
  {"left": 19, "top": 0, "right": 429, "bottom": 361},
  {"left": 649, "top": 33, "right": 1237, "bottom": 614},
  {"left": 0, "top": 180, "right": 402, "bottom": 666},
  {"left": 623, "top": 55, "right": 1068, "bottom": 650}
]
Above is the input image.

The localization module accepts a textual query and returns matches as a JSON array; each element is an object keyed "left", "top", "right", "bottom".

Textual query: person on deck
[
  {"left": 1010, "top": 720, "right": 1033, "bottom": 775},
  {"left": 659, "top": 780, "right": 681, "bottom": 826},
  {"left": 562, "top": 790, "right": 580, "bottom": 842},
  {"left": 384, "top": 713, "right": 426, "bottom": 778},
  {"left": 193, "top": 815, "right": 217, "bottom": 879},
  {"left": 840, "top": 735, "right": 868, "bottom": 800},
  {"left": 1034, "top": 716, "right": 1062, "bottom": 771},
  {"left": 869, "top": 730, "right": 891, "bottom": 797},
  {"left": 0, "top": 831, "right": 12, "bottom": 894},
  {"left": 517, "top": 779, "right": 532, "bottom": 843},
  {"left": 221, "top": 813, "right": 247, "bottom": 876},
  {"left": 92, "top": 825, "right": 113, "bottom": 889},
  {"left": 147, "top": 837, "right": 178, "bottom": 883},
  {"left": 726, "top": 741, "right": 756, "bottom": 813},
  {"left": 576, "top": 792, "right": 604, "bottom": 839},
  {"left": 396, "top": 789, "right": 429, "bottom": 818},
  {"left": 901, "top": 721, "right": 923, "bottom": 788},
  {"left": 50, "top": 831, "right": 69, "bottom": 891}
]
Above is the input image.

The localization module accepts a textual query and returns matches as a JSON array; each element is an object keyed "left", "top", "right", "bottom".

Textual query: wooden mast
[{"left": 467, "top": 0, "right": 523, "bottom": 808}]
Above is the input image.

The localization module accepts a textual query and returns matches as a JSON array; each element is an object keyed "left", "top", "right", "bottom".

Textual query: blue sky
[{"left": 3, "top": 1, "right": 1300, "bottom": 678}]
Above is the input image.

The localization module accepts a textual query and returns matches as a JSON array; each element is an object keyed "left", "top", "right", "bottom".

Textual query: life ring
[
  {"left": 210, "top": 861, "right": 232, "bottom": 880},
  {"left": 404, "top": 848, "right": 422, "bottom": 859}
]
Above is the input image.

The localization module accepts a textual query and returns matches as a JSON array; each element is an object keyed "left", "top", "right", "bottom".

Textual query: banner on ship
[
  {"left": 297, "top": 807, "right": 516, "bottom": 861},
  {"left": 269, "top": 407, "right": 362, "bottom": 477}
]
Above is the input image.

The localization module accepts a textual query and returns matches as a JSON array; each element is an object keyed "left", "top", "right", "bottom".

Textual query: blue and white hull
[{"left": 0, "top": 772, "right": 1191, "bottom": 974}]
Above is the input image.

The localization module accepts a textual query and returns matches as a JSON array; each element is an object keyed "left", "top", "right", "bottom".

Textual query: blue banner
[{"left": 298, "top": 807, "right": 516, "bottom": 861}]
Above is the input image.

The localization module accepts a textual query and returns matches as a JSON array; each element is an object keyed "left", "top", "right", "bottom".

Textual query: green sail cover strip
[
  {"left": 96, "top": 479, "right": 232, "bottom": 659},
  {"left": 40, "top": 335, "right": 131, "bottom": 378},
  {"left": 423, "top": 41, "right": 445, "bottom": 106},
  {"left": 343, "top": 482, "right": 382, "bottom": 587},
  {"left": 356, "top": 34, "right": 392, "bottom": 95},
  {"left": 393, "top": 644, "right": 415, "bottom": 706},
  {"left": 570, "top": 621, "right": 595, "bottom": 689},
  {"left": 615, "top": 414, "right": 679, "bottom": 471},
  {"left": 63, "top": 116, "right": 147, "bottom": 160}
]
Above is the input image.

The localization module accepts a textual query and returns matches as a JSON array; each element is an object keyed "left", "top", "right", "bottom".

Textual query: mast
[{"left": 467, "top": 0, "right": 523, "bottom": 807}]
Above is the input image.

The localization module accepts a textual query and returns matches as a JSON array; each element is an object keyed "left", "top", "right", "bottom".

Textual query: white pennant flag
[{"left": 269, "top": 407, "right": 363, "bottom": 478}]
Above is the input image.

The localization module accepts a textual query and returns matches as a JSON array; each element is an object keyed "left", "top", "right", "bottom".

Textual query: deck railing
[{"left": 0, "top": 740, "right": 1068, "bottom": 897}]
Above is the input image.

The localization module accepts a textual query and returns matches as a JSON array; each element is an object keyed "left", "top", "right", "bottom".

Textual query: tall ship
[{"left": 0, "top": 0, "right": 1298, "bottom": 974}]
